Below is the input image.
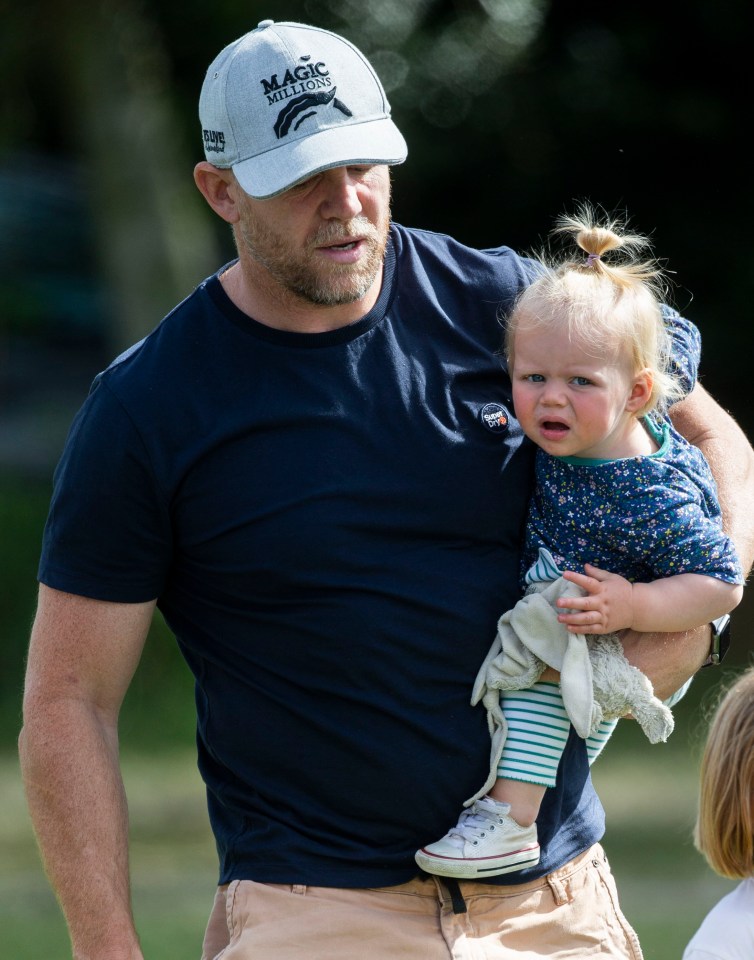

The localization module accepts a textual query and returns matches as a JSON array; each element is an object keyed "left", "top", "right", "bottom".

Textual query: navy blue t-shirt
[{"left": 40, "top": 223, "right": 623, "bottom": 886}]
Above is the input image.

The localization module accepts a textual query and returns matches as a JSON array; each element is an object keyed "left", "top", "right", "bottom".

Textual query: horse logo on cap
[{"left": 273, "top": 88, "right": 353, "bottom": 139}]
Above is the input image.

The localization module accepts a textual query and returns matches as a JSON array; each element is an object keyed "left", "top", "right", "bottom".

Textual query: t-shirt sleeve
[
  {"left": 38, "top": 378, "right": 172, "bottom": 602},
  {"left": 634, "top": 483, "right": 743, "bottom": 584},
  {"left": 663, "top": 304, "right": 701, "bottom": 397}
]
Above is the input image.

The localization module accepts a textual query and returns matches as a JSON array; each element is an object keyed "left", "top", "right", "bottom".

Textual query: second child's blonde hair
[
  {"left": 694, "top": 667, "right": 754, "bottom": 880},
  {"left": 505, "top": 204, "right": 684, "bottom": 414}
]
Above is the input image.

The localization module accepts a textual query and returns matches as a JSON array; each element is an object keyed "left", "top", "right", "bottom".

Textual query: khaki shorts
[{"left": 200, "top": 843, "right": 643, "bottom": 960}]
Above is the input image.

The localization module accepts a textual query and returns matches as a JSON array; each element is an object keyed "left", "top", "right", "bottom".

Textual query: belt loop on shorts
[
  {"left": 545, "top": 872, "right": 570, "bottom": 906},
  {"left": 443, "top": 878, "right": 468, "bottom": 914}
]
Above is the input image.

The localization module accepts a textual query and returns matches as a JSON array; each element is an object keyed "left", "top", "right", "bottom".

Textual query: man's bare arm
[
  {"left": 621, "top": 383, "right": 754, "bottom": 698},
  {"left": 18, "top": 585, "right": 156, "bottom": 960},
  {"left": 670, "top": 382, "right": 754, "bottom": 572}
]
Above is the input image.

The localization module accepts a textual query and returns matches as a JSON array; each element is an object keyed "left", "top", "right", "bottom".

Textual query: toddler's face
[{"left": 510, "top": 322, "right": 650, "bottom": 460}]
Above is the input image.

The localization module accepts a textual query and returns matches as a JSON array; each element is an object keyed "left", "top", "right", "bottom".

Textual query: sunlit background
[{"left": 1, "top": 2, "right": 751, "bottom": 957}]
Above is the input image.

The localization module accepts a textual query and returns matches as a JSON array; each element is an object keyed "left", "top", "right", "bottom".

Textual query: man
[{"left": 19, "top": 19, "right": 754, "bottom": 960}]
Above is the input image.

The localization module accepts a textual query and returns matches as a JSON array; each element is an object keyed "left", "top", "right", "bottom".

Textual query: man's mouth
[{"left": 315, "top": 236, "right": 367, "bottom": 264}]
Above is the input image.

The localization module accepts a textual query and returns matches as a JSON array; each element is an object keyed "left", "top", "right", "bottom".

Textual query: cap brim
[{"left": 231, "top": 117, "right": 408, "bottom": 200}]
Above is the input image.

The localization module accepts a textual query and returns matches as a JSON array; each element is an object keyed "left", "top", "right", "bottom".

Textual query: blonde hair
[
  {"left": 694, "top": 666, "right": 754, "bottom": 879},
  {"left": 505, "top": 204, "right": 684, "bottom": 414}
]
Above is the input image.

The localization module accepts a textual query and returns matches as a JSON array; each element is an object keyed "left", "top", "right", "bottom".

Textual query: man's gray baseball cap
[{"left": 199, "top": 20, "right": 408, "bottom": 199}]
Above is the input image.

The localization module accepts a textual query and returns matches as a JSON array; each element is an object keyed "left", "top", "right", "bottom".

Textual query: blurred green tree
[{"left": 0, "top": 0, "right": 751, "bottom": 741}]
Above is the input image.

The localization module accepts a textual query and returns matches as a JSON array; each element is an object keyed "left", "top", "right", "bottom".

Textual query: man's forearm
[
  {"left": 19, "top": 701, "right": 143, "bottom": 960},
  {"left": 626, "top": 383, "right": 754, "bottom": 695},
  {"left": 539, "top": 625, "right": 710, "bottom": 700},
  {"left": 670, "top": 383, "right": 754, "bottom": 574},
  {"left": 618, "top": 624, "right": 710, "bottom": 701}
]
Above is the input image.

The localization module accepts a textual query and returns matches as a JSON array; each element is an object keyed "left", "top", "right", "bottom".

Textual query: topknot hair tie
[{"left": 585, "top": 252, "right": 601, "bottom": 266}]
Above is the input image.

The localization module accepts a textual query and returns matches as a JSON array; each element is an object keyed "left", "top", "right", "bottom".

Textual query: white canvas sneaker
[{"left": 415, "top": 796, "right": 540, "bottom": 879}]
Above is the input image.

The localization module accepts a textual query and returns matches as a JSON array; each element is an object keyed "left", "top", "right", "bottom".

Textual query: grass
[
  {"left": 2, "top": 479, "right": 748, "bottom": 957},
  {"left": 593, "top": 724, "right": 738, "bottom": 957},
  {"left": 2, "top": 689, "right": 739, "bottom": 960},
  {"left": 2, "top": 749, "right": 217, "bottom": 959}
]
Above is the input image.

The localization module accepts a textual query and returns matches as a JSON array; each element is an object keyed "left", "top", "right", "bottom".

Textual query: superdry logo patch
[
  {"left": 480, "top": 402, "right": 510, "bottom": 433},
  {"left": 203, "top": 129, "right": 226, "bottom": 154},
  {"left": 260, "top": 54, "right": 353, "bottom": 139}
]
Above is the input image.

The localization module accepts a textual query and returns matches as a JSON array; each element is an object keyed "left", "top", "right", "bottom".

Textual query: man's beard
[{"left": 237, "top": 209, "right": 390, "bottom": 308}]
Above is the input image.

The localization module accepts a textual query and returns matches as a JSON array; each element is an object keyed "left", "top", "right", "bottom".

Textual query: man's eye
[{"left": 286, "top": 173, "right": 322, "bottom": 196}]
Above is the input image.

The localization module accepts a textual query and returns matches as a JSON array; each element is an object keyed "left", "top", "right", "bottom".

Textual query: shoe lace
[{"left": 446, "top": 799, "right": 509, "bottom": 847}]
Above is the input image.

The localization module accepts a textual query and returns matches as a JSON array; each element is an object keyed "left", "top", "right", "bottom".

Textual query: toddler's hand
[{"left": 556, "top": 564, "right": 634, "bottom": 634}]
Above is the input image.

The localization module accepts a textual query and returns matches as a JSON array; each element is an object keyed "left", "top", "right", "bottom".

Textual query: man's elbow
[{"left": 730, "top": 582, "right": 745, "bottom": 612}]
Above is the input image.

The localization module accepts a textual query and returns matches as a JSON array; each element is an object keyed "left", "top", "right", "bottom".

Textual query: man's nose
[{"left": 318, "top": 168, "right": 363, "bottom": 220}]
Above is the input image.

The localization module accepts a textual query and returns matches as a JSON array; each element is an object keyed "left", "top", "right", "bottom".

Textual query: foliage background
[{"left": 1, "top": 1, "right": 752, "bottom": 957}]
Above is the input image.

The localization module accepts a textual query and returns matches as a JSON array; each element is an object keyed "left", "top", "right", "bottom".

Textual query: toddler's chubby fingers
[
  {"left": 557, "top": 610, "right": 588, "bottom": 624},
  {"left": 581, "top": 563, "right": 614, "bottom": 581},
  {"left": 557, "top": 607, "right": 598, "bottom": 623},
  {"left": 556, "top": 593, "right": 590, "bottom": 612},
  {"left": 561, "top": 570, "right": 594, "bottom": 594},
  {"left": 558, "top": 608, "right": 608, "bottom": 633},
  {"left": 562, "top": 564, "right": 613, "bottom": 587}
]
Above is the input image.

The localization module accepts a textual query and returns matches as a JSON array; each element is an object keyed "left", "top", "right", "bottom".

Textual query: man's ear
[
  {"left": 193, "top": 162, "right": 242, "bottom": 223},
  {"left": 627, "top": 368, "right": 654, "bottom": 413}
]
